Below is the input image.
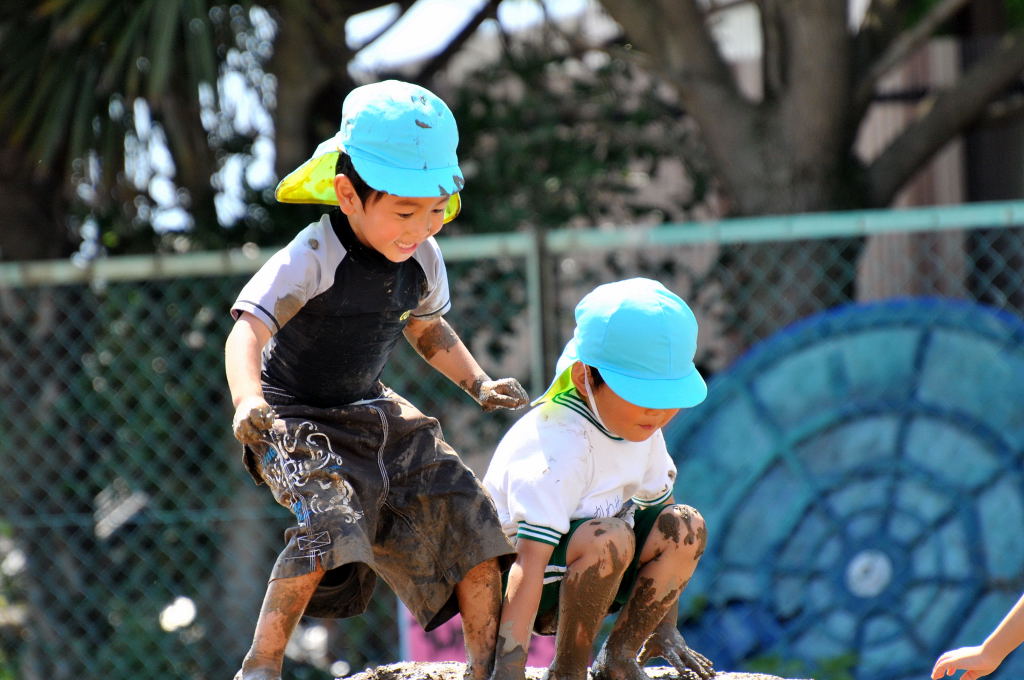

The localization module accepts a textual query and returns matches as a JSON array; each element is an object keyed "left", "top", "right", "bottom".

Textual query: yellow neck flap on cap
[
  {"left": 532, "top": 365, "right": 575, "bottom": 406},
  {"left": 274, "top": 143, "right": 462, "bottom": 223}
]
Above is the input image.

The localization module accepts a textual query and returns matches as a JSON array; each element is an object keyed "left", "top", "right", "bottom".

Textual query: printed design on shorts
[
  {"left": 297, "top": 531, "right": 331, "bottom": 553},
  {"left": 258, "top": 421, "right": 364, "bottom": 567}
]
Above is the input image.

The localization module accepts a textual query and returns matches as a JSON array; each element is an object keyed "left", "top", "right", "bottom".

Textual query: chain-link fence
[{"left": 2, "top": 201, "right": 1024, "bottom": 680}]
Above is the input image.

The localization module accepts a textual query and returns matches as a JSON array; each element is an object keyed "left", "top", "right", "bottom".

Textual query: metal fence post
[{"left": 525, "top": 228, "right": 546, "bottom": 396}]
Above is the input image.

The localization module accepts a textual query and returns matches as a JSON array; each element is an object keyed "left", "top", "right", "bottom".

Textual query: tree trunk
[
  {"left": 0, "top": 149, "right": 74, "bottom": 261},
  {"left": 268, "top": 0, "right": 355, "bottom": 179},
  {"left": 597, "top": 0, "right": 864, "bottom": 355},
  {"left": 707, "top": 133, "right": 865, "bottom": 359}
]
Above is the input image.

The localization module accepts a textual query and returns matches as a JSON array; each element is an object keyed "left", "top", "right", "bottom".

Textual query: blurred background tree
[
  {"left": 602, "top": 0, "right": 1024, "bottom": 215},
  {"left": 3, "top": 0, "right": 1024, "bottom": 356},
  {"left": 600, "top": 0, "right": 1024, "bottom": 346},
  {"left": 5, "top": 0, "right": 1023, "bottom": 261}
]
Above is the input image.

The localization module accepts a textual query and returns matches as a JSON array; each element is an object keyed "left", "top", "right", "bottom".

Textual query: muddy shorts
[
  {"left": 534, "top": 503, "right": 672, "bottom": 626},
  {"left": 244, "top": 388, "right": 515, "bottom": 630}
]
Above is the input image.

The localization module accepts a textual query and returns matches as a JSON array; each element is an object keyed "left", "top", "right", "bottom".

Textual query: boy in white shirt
[{"left": 483, "top": 278, "right": 715, "bottom": 680}]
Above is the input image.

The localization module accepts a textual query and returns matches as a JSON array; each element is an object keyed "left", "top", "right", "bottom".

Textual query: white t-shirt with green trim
[{"left": 482, "top": 387, "right": 676, "bottom": 547}]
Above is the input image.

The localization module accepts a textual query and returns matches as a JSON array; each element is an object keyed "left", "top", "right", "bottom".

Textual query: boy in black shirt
[{"left": 226, "top": 80, "right": 527, "bottom": 680}]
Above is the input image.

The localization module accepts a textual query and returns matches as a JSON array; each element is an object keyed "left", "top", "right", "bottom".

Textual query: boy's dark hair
[{"left": 335, "top": 152, "right": 386, "bottom": 206}]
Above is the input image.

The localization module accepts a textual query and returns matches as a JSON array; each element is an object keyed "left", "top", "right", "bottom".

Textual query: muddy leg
[
  {"left": 493, "top": 620, "right": 530, "bottom": 680},
  {"left": 239, "top": 566, "right": 325, "bottom": 680},
  {"left": 545, "top": 518, "right": 635, "bottom": 680},
  {"left": 593, "top": 505, "right": 707, "bottom": 680},
  {"left": 457, "top": 558, "right": 503, "bottom": 680}
]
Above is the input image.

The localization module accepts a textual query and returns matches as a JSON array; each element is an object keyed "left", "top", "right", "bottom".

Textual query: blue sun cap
[
  {"left": 340, "top": 80, "right": 464, "bottom": 197},
  {"left": 539, "top": 278, "right": 707, "bottom": 409},
  {"left": 275, "top": 80, "right": 464, "bottom": 204}
]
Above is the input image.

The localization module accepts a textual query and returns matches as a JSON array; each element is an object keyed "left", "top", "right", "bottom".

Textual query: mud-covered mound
[{"left": 346, "top": 661, "right": 811, "bottom": 680}]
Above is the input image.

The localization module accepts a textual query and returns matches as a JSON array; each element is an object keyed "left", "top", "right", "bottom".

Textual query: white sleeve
[
  {"left": 230, "top": 222, "right": 333, "bottom": 333},
  {"left": 411, "top": 237, "right": 451, "bottom": 319},
  {"left": 632, "top": 430, "right": 676, "bottom": 508},
  {"left": 504, "top": 428, "right": 590, "bottom": 546}
]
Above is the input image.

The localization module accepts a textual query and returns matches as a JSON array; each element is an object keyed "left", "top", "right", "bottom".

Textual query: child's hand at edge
[
  {"left": 232, "top": 395, "right": 277, "bottom": 445},
  {"left": 931, "top": 645, "right": 1002, "bottom": 680},
  {"left": 474, "top": 377, "right": 529, "bottom": 412}
]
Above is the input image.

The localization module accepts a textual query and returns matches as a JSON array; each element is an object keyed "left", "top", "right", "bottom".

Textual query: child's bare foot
[
  {"left": 489, "top": 644, "right": 528, "bottom": 680},
  {"left": 233, "top": 667, "right": 281, "bottom": 680},
  {"left": 468, "top": 661, "right": 496, "bottom": 680},
  {"left": 591, "top": 650, "right": 652, "bottom": 680},
  {"left": 541, "top": 667, "right": 589, "bottom": 680},
  {"left": 466, "top": 662, "right": 494, "bottom": 680}
]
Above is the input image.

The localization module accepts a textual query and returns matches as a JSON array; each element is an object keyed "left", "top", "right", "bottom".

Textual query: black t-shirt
[{"left": 232, "top": 211, "right": 451, "bottom": 407}]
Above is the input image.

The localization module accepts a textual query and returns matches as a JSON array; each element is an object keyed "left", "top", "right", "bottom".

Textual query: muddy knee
[
  {"left": 567, "top": 517, "right": 635, "bottom": 575},
  {"left": 657, "top": 504, "right": 707, "bottom": 556}
]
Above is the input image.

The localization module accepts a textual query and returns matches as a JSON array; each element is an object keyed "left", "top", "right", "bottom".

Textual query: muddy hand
[
  {"left": 232, "top": 395, "right": 278, "bottom": 445},
  {"left": 638, "top": 623, "right": 715, "bottom": 680},
  {"left": 476, "top": 377, "right": 529, "bottom": 412}
]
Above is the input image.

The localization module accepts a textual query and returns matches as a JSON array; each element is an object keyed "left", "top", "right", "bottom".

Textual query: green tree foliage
[
  {"left": 0, "top": 0, "right": 242, "bottom": 256},
  {"left": 447, "top": 28, "right": 712, "bottom": 235},
  {"left": 4, "top": 1, "right": 1024, "bottom": 261},
  {"left": 0, "top": 0, "right": 220, "bottom": 178},
  {"left": 0, "top": 1, "right": 710, "bottom": 260}
]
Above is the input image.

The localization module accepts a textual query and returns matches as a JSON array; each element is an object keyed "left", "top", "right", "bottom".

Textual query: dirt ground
[{"left": 343, "top": 661, "right": 812, "bottom": 680}]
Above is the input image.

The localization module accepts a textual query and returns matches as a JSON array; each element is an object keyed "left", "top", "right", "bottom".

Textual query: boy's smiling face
[
  {"left": 335, "top": 174, "right": 448, "bottom": 262},
  {"left": 571, "top": 362, "right": 680, "bottom": 442}
]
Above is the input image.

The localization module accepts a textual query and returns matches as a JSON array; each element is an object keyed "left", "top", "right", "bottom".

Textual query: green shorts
[{"left": 536, "top": 502, "right": 671, "bottom": 618}]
